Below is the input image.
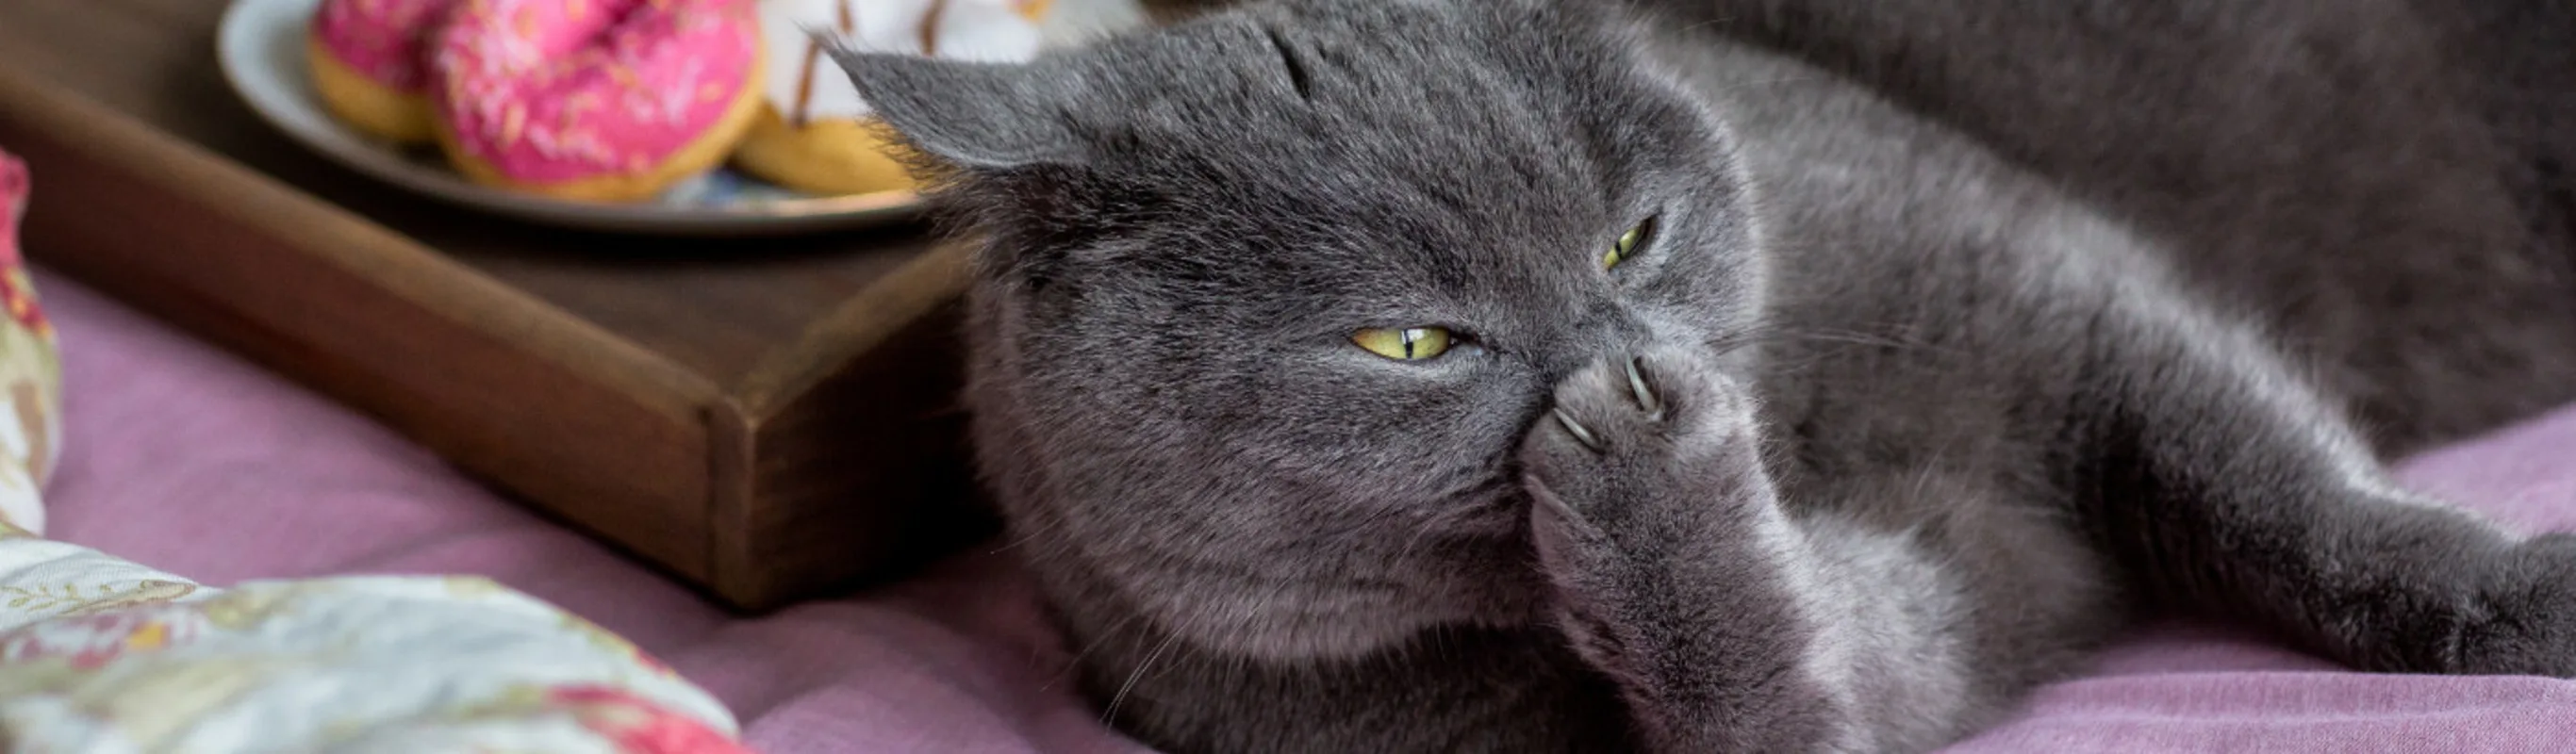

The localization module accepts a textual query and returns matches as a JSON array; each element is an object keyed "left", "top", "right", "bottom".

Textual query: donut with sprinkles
[
  {"left": 429, "top": 0, "right": 765, "bottom": 203},
  {"left": 309, "top": 0, "right": 456, "bottom": 144}
]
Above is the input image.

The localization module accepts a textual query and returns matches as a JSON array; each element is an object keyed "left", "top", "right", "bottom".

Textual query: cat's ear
[{"left": 825, "top": 42, "right": 1087, "bottom": 171}]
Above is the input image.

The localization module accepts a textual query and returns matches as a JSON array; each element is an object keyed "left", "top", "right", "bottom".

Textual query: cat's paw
[
  {"left": 1518, "top": 346, "right": 1772, "bottom": 591},
  {"left": 2458, "top": 533, "right": 2576, "bottom": 677},
  {"left": 1517, "top": 346, "right": 1775, "bottom": 685}
]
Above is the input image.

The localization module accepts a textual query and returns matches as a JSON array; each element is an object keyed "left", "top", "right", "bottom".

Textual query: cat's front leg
[{"left": 1520, "top": 348, "right": 1851, "bottom": 753}]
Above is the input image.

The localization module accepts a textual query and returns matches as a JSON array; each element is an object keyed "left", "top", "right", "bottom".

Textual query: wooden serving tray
[{"left": 0, "top": 0, "right": 991, "bottom": 611}]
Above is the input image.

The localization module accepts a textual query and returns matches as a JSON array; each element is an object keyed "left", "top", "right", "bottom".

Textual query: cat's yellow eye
[
  {"left": 1603, "top": 220, "right": 1650, "bottom": 270},
  {"left": 1352, "top": 327, "right": 1455, "bottom": 361}
]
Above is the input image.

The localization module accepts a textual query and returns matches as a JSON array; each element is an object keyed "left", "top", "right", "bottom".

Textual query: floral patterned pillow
[
  {"left": 0, "top": 147, "right": 58, "bottom": 537},
  {"left": 0, "top": 147, "right": 751, "bottom": 752}
]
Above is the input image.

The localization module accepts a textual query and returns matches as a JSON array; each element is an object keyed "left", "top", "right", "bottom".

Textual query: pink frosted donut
[
  {"left": 429, "top": 0, "right": 765, "bottom": 203},
  {"left": 308, "top": 0, "right": 455, "bottom": 143}
]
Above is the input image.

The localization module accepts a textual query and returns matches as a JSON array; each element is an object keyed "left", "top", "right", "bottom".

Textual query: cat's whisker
[
  {"left": 1711, "top": 320, "right": 1953, "bottom": 358},
  {"left": 987, "top": 518, "right": 1063, "bottom": 556},
  {"left": 1789, "top": 327, "right": 1945, "bottom": 352},
  {"left": 1703, "top": 74, "right": 1831, "bottom": 96},
  {"left": 1394, "top": 490, "right": 1516, "bottom": 560},
  {"left": 1317, "top": 468, "right": 1513, "bottom": 552},
  {"left": 912, "top": 402, "right": 971, "bottom": 421},
  {"left": 1677, "top": 15, "right": 1739, "bottom": 34},
  {"left": 1101, "top": 632, "right": 1181, "bottom": 724},
  {"left": 1042, "top": 611, "right": 1148, "bottom": 693}
]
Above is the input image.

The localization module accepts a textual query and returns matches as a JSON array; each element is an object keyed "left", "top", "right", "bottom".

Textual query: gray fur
[{"left": 832, "top": 0, "right": 2576, "bottom": 750}]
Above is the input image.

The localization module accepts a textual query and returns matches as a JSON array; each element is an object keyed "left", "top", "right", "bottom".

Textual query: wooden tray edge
[{"left": 0, "top": 62, "right": 724, "bottom": 414}]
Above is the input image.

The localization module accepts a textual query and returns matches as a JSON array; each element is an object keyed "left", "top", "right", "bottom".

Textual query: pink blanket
[{"left": 37, "top": 270, "right": 2576, "bottom": 752}]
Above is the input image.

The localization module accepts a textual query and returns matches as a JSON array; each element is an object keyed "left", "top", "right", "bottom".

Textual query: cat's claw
[
  {"left": 1543, "top": 354, "right": 1663, "bottom": 456},
  {"left": 1625, "top": 356, "right": 1664, "bottom": 420},
  {"left": 1552, "top": 406, "right": 1603, "bottom": 452}
]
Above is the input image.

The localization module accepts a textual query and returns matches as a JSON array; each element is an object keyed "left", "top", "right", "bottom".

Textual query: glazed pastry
[
  {"left": 734, "top": 0, "right": 1053, "bottom": 196},
  {"left": 307, "top": 0, "right": 454, "bottom": 144},
  {"left": 429, "top": 0, "right": 767, "bottom": 204}
]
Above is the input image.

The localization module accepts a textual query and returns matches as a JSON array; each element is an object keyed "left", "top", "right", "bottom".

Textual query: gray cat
[{"left": 828, "top": 0, "right": 2576, "bottom": 750}]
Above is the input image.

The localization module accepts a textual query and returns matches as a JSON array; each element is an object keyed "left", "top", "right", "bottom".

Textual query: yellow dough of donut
[
  {"left": 306, "top": 36, "right": 437, "bottom": 144},
  {"left": 732, "top": 105, "right": 919, "bottom": 196}
]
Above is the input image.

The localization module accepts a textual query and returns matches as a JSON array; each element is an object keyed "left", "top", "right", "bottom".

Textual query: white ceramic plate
[{"left": 214, "top": 0, "right": 924, "bottom": 237}]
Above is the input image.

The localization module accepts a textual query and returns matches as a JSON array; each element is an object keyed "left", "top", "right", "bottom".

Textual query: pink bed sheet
[{"left": 36, "top": 269, "right": 2576, "bottom": 753}]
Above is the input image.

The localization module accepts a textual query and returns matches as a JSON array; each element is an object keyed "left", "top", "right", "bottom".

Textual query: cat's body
[
  {"left": 1675, "top": 0, "right": 2576, "bottom": 452},
  {"left": 831, "top": 0, "right": 2576, "bottom": 751}
]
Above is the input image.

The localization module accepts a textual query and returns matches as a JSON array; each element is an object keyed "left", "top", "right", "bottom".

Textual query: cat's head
[{"left": 835, "top": 0, "right": 1767, "bottom": 661}]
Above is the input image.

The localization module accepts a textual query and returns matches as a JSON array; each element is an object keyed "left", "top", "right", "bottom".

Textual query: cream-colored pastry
[{"left": 737, "top": 0, "right": 1106, "bottom": 196}]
